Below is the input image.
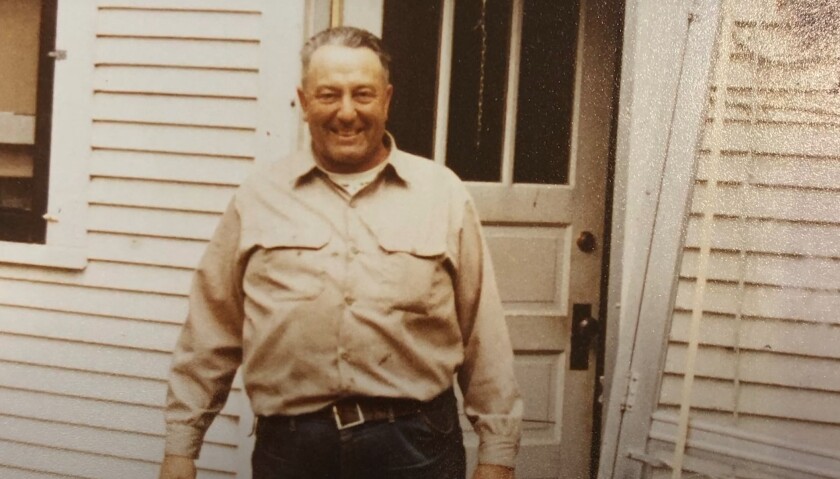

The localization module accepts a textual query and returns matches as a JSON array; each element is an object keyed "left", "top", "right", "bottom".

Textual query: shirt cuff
[
  {"left": 164, "top": 423, "right": 205, "bottom": 459},
  {"left": 477, "top": 432, "right": 520, "bottom": 468}
]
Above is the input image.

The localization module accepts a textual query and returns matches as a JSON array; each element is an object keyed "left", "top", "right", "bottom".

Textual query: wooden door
[{"left": 334, "top": 0, "right": 622, "bottom": 476}]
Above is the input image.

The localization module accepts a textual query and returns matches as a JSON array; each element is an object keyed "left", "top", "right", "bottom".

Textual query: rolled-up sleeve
[
  {"left": 164, "top": 200, "right": 248, "bottom": 458},
  {"left": 454, "top": 197, "right": 523, "bottom": 468}
]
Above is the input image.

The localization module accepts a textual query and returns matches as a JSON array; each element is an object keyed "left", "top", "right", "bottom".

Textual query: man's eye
[
  {"left": 354, "top": 91, "right": 376, "bottom": 102},
  {"left": 317, "top": 93, "right": 338, "bottom": 102}
]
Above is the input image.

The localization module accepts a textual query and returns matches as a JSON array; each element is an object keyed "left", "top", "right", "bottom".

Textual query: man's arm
[
  {"left": 453, "top": 195, "right": 523, "bottom": 471},
  {"left": 162, "top": 200, "right": 248, "bottom": 467}
]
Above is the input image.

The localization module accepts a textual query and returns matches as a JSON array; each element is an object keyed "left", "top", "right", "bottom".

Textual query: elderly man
[{"left": 159, "top": 27, "right": 522, "bottom": 479}]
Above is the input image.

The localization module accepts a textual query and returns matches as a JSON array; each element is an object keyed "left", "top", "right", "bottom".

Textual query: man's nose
[{"left": 336, "top": 95, "right": 357, "bottom": 122}]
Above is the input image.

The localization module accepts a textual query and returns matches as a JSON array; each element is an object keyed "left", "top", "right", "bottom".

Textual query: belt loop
[
  {"left": 289, "top": 416, "right": 296, "bottom": 432},
  {"left": 387, "top": 405, "right": 395, "bottom": 423}
]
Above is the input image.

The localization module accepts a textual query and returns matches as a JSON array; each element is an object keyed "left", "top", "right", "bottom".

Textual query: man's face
[{"left": 297, "top": 45, "right": 393, "bottom": 173}]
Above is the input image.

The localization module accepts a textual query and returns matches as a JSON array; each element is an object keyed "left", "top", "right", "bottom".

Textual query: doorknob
[
  {"left": 576, "top": 231, "right": 597, "bottom": 253},
  {"left": 570, "top": 303, "right": 600, "bottom": 370}
]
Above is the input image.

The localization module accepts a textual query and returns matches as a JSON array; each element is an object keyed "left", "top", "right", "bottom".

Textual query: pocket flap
[
  {"left": 259, "top": 225, "right": 331, "bottom": 250},
  {"left": 375, "top": 228, "right": 446, "bottom": 258}
]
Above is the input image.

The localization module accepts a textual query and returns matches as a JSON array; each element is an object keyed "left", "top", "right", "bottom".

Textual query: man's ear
[
  {"left": 297, "top": 87, "right": 309, "bottom": 122},
  {"left": 383, "top": 83, "right": 394, "bottom": 120}
]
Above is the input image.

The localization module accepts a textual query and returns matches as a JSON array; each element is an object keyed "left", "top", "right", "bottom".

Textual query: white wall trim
[
  {"left": 0, "top": 0, "right": 95, "bottom": 270},
  {"left": 599, "top": 0, "right": 723, "bottom": 477}
]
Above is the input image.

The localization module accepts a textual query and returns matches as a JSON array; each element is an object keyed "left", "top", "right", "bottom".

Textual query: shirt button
[
  {"left": 344, "top": 295, "right": 354, "bottom": 305},
  {"left": 350, "top": 246, "right": 360, "bottom": 255}
]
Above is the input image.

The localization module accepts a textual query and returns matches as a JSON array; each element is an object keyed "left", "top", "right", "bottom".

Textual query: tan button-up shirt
[{"left": 164, "top": 143, "right": 523, "bottom": 467}]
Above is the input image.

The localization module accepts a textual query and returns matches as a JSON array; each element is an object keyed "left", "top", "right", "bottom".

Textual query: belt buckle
[{"left": 333, "top": 403, "right": 365, "bottom": 430}]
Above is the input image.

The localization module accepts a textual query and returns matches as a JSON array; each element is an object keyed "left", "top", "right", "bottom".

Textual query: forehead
[{"left": 304, "top": 45, "right": 386, "bottom": 87}]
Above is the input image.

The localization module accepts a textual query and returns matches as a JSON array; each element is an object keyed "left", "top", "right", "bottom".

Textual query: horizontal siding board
[
  {"left": 88, "top": 233, "right": 206, "bottom": 269},
  {"left": 0, "top": 261, "right": 193, "bottom": 296},
  {"left": 94, "top": 65, "right": 259, "bottom": 98},
  {"left": 97, "top": 0, "right": 260, "bottom": 10},
  {"left": 0, "top": 387, "right": 239, "bottom": 444},
  {"left": 669, "top": 311, "right": 840, "bottom": 360},
  {"left": 92, "top": 93, "right": 258, "bottom": 129},
  {"left": 95, "top": 37, "right": 259, "bottom": 70},
  {"left": 0, "top": 415, "right": 237, "bottom": 473},
  {"left": 88, "top": 205, "right": 221, "bottom": 241},
  {"left": 684, "top": 217, "right": 840, "bottom": 257},
  {"left": 0, "top": 278, "right": 189, "bottom": 323},
  {"left": 696, "top": 153, "right": 840, "bottom": 190},
  {"left": 723, "top": 57, "right": 840, "bottom": 92},
  {"left": 658, "top": 376, "right": 840, "bottom": 424},
  {"left": 89, "top": 177, "right": 236, "bottom": 213},
  {"left": 0, "top": 305, "right": 181, "bottom": 352},
  {"left": 680, "top": 250, "right": 840, "bottom": 290},
  {"left": 702, "top": 121, "right": 840, "bottom": 158},
  {"left": 91, "top": 122, "right": 255, "bottom": 158},
  {"left": 97, "top": 9, "right": 260, "bottom": 41},
  {"left": 674, "top": 279, "right": 839, "bottom": 323},
  {"left": 0, "top": 439, "right": 159, "bottom": 479},
  {"left": 0, "top": 465, "right": 77, "bottom": 479},
  {"left": 691, "top": 183, "right": 840, "bottom": 224},
  {"left": 0, "top": 333, "right": 173, "bottom": 380},
  {"left": 663, "top": 344, "right": 840, "bottom": 392},
  {"left": 90, "top": 148, "right": 253, "bottom": 185},
  {"left": 657, "top": 406, "right": 840, "bottom": 452}
]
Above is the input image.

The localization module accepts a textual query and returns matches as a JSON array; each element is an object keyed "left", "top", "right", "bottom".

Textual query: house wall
[
  {"left": 602, "top": 0, "right": 840, "bottom": 477},
  {"left": 651, "top": 0, "right": 840, "bottom": 474},
  {"left": 0, "top": 1, "right": 304, "bottom": 477}
]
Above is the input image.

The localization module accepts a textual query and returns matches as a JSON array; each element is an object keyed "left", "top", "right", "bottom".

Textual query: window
[
  {"left": 0, "top": 0, "right": 58, "bottom": 243},
  {"left": 382, "top": 0, "right": 580, "bottom": 185}
]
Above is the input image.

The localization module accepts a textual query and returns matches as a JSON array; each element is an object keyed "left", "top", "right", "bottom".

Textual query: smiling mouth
[{"left": 331, "top": 128, "right": 363, "bottom": 139}]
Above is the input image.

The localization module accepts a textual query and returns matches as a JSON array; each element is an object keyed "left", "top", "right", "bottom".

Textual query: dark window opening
[
  {"left": 382, "top": 0, "right": 580, "bottom": 185},
  {"left": 0, "top": 0, "right": 58, "bottom": 243}
]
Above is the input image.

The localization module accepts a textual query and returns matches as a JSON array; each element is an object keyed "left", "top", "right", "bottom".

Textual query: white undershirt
[{"left": 322, "top": 160, "right": 389, "bottom": 197}]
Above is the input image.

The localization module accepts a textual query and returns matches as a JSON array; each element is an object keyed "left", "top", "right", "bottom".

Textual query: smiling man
[{"left": 159, "top": 27, "right": 522, "bottom": 479}]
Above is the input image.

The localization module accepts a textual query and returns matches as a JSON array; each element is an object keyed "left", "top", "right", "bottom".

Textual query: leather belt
[{"left": 260, "top": 388, "right": 455, "bottom": 431}]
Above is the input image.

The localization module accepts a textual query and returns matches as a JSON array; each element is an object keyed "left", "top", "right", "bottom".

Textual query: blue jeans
[{"left": 251, "top": 391, "right": 466, "bottom": 479}]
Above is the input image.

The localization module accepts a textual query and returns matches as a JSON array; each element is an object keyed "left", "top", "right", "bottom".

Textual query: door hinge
[{"left": 621, "top": 371, "right": 640, "bottom": 411}]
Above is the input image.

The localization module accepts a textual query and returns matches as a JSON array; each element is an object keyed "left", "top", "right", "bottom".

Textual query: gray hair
[{"left": 300, "top": 26, "right": 391, "bottom": 83}]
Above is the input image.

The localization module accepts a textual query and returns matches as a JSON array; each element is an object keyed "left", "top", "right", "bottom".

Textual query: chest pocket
[
  {"left": 248, "top": 226, "right": 331, "bottom": 301},
  {"left": 370, "top": 228, "right": 449, "bottom": 314}
]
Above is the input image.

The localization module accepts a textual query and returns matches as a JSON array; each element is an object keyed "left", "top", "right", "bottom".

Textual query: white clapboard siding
[
  {"left": 669, "top": 311, "right": 840, "bottom": 361},
  {"left": 690, "top": 182, "right": 839, "bottom": 224},
  {"left": 95, "top": 65, "right": 259, "bottom": 98},
  {"left": 90, "top": 177, "right": 236, "bottom": 213},
  {"left": 674, "top": 279, "right": 839, "bottom": 323},
  {"left": 655, "top": 2, "right": 840, "bottom": 472},
  {"left": 0, "top": 415, "right": 237, "bottom": 474},
  {"left": 0, "top": 278, "right": 189, "bottom": 323},
  {"left": 680, "top": 250, "right": 840, "bottom": 290},
  {"left": 0, "top": 387, "right": 238, "bottom": 444},
  {"left": 91, "top": 122, "right": 255, "bottom": 158},
  {"left": 88, "top": 205, "right": 221, "bottom": 241},
  {"left": 90, "top": 149, "right": 253, "bottom": 185},
  {"left": 684, "top": 216, "right": 840, "bottom": 257},
  {"left": 88, "top": 232, "right": 207, "bottom": 269},
  {"left": 0, "top": 305, "right": 182, "bottom": 352},
  {"left": 0, "top": 260, "right": 193, "bottom": 296},
  {"left": 0, "top": 3, "right": 274, "bottom": 477},
  {"left": 98, "top": 8, "right": 260, "bottom": 41},
  {"left": 96, "top": 37, "right": 259, "bottom": 70},
  {"left": 659, "top": 375, "right": 840, "bottom": 425},
  {"left": 696, "top": 153, "right": 840, "bottom": 191},
  {"left": 663, "top": 344, "right": 840, "bottom": 393},
  {"left": 657, "top": 406, "right": 840, "bottom": 450},
  {"left": 0, "top": 439, "right": 234, "bottom": 479},
  {"left": 93, "top": 93, "right": 258, "bottom": 129}
]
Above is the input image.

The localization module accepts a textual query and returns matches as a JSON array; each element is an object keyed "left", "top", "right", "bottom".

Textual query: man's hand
[
  {"left": 158, "top": 455, "right": 196, "bottom": 479},
  {"left": 472, "top": 464, "right": 515, "bottom": 479}
]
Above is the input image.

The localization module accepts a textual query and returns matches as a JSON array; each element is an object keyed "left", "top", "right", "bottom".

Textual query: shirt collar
[{"left": 289, "top": 132, "right": 421, "bottom": 187}]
